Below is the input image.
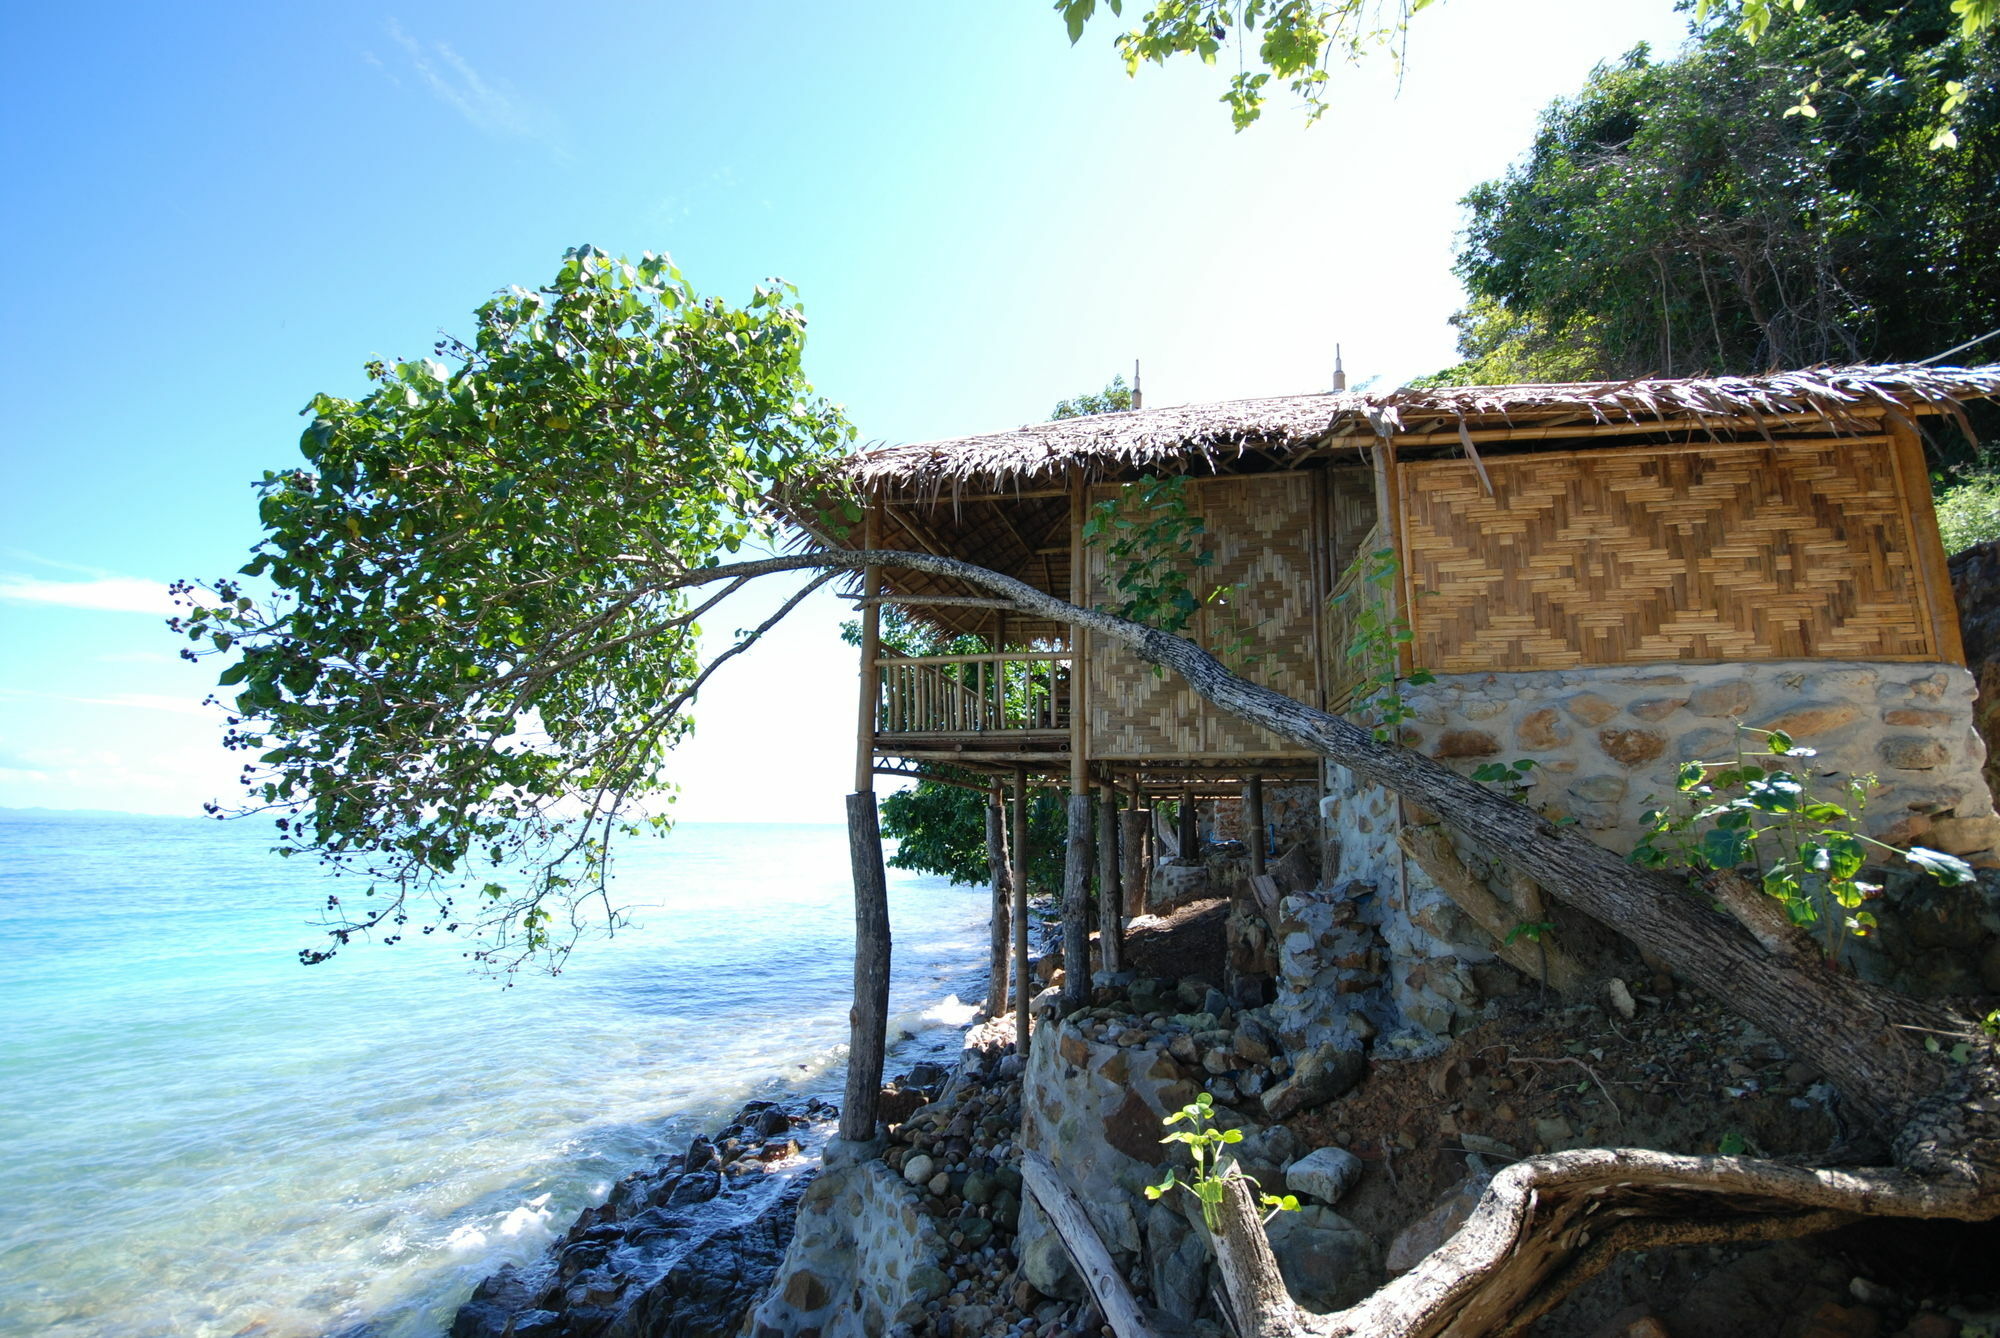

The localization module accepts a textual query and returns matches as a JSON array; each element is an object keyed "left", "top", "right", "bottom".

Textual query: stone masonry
[{"left": 1313, "top": 659, "right": 1999, "bottom": 1040}]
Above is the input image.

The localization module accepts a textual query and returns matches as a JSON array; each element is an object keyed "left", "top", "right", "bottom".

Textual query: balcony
[{"left": 873, "top": 650, "right": 1072, "bottom": 762}]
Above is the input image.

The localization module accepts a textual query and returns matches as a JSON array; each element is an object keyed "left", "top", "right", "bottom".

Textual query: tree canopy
[
  {"left": 1428, "top": 0, "right": 1999, "bottom": 387},
  {"left": 174, "top": 246, "right": 853, "bottom": 970}
]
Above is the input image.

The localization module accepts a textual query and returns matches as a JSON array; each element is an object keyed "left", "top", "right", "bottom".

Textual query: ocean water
[{"left": 0, "top": 812, "right": 992, "bottom": 1338}]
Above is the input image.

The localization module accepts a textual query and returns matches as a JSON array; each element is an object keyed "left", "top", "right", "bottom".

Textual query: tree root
[{"left": 1207, "top": 1136, "right": 1998, "bottom": 1338}]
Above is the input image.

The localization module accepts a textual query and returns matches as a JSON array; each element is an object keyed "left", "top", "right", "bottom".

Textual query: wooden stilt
[
  {"left": 1178, "top": 785, "right": 1198, "bottom": 862},
  {"left": 1120, "top": 805, "right": 1150, "bottom": 921},
  {"left": 1246, "top": 773, "right": 1267, "bottom": 877},
  {"left": 840, "top": 792, "right": 891, "bottom": 1142},
  {"left": 986, "top": 782, "right": 1010, "bottom": 1017},
  {"left": 1011, "top": 766, "right": 1030, "bottom": 1047},
  {"left": 840, "top": 505, "right": 890, "bottom": 1144},
  {"left": 1097, "top": 784, "right": 1122, "bottom": 975},
  {"left": 1061, "top": 792, "right": 1093, "bottom": 1016}
]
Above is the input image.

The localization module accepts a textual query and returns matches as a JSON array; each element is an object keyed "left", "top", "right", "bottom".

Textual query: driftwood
[
  {"left": 1395, "top": 824, "right": 1588, "bottom": 995},
  {"left": 1020, "top": 1151, "right": 1163, "bottom": 1338}
]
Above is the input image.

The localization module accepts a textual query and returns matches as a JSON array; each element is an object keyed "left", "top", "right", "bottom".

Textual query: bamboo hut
[{"left": 810, "top": 363, "right": 2000, "bottom": 1136}]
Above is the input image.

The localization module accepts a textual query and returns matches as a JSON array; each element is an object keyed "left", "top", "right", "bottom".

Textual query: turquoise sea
[{"left": 0, "top": 813, "right": 990, "bottom": 1338}]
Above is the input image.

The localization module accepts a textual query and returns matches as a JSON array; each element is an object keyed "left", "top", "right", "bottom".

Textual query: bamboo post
[
  {"left": 1062, "top": 792, "right": 1093, "bottom": 1016},
  {"left": 1246, "top": 774, "right": 1267, "bottom": 877},
  {"left": 987, "top": 783, "right": 1010, "bottom": 1017},
  {"left": 1012, "top": 766, "right": 1031, "bottom": 1047},
  {"left": 1178, "top": 785, "right": 1198, "bottom": 862},
  {"left": 1097, "top": 784, "right": 1122, "bottom": 975}
]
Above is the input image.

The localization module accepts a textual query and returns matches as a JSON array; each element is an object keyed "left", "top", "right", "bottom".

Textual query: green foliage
[
  {"left": 1054, "top": 0, "right": 1428, "bottom": 130},
  {"left": 1144, "top": 1093, "right": 1297, "bottom": 1230},
  {"left": 1630, "top": 727, "right": 1975, "bottom": 957},
  {"left": 1405, "top": 297, "right": 1610, "bottom": 390},
  {"left": 1083, "top": 474, "right": 1211, "bottom": 635},
  {"left": 1503, "top": 919, "right": 1556, "bottom": 946},
  {"left": 879, "top": 778, "right": 1066, "bottom": 893},
  {"left": 172, "top": 246, "right": 852, "bottom": 970},
  {"left": 1934, "top": 464, "right": 2000, "bottom": 553},
  {"left": 1455, "top": 6, "right": 2000, "bottom": 390},
  {"left": 1050, "top": 374, "right": 1136, "bottom": 420},
  {"left": 1470, "top": 757, "right": 1538, "bottom": 793},
  {"left": 1331, "top": 547, "right": 1433, "bottom": 742}
]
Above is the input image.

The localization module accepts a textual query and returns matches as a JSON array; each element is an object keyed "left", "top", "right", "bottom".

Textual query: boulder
[
  {"left": 1285, "top": 1146, "right": 1363, "bottom": 1205},
  {"left": 1262, "top": 1042, "right": 1366, "bottom": 1120},
  {"left": 1386, "top": 1160, "right": 1494, "bottom": 1273},
  {"left": 1267, "top": 1205, "right": 1379, "bottom": 1313}
]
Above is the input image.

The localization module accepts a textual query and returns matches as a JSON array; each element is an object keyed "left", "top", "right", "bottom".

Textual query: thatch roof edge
[{"left": 840, "top": 363, "right": 2000, "bottom": 491}]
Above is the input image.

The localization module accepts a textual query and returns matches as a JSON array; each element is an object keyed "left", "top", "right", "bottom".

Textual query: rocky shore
[{"left": 450, "top": 1095, "right": 844, "bottom": 1338}]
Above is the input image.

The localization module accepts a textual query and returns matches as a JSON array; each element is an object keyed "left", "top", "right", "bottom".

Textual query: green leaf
[{"left": 1905, "top": 846, "right": 1975, "bottom": 886}]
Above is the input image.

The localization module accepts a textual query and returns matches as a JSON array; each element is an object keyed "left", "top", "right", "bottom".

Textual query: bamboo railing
[{"left": 874, "top": 651, "right": 1071, "bottom": 737}]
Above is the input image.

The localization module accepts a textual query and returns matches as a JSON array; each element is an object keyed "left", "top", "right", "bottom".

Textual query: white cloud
[
  {"left": 379, "top": 20, "right": 561, "bottom": 150},
  {"left": 0, "top": 573, "right": 177, "bottom": 616},
  {"left": 0, "top": 687, "right": 216, "bottom": 718}
]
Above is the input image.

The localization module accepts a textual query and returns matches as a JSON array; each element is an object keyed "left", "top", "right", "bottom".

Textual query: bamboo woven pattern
[
  {"left": 1401, "top": 438, "right": 1939, "bottom": 671},
  {"left": 1085, "top": 475, "right": 1321, "bottom": 760}
]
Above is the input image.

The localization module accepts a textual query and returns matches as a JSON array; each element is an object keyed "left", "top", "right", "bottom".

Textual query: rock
[
  {"left": 1017, "top": 1198, "right": 1085, "bottom": 1301},
  {"left": 962, "top": 1170, "right": 999, "bottom": 1205},
  {"left": 1458, "top": 1133, "right": 1518, "bottom": 1159},
  {"left": 903, "top": 1153, "right": 937, "bottom": 1186},
  {"left": 1563, "top": 693, "right": 1621, "bottom": 726},
  {"left": 1241, "top": 1123, "right": 1300, "bottom": 1166},
  {"left": 1879, "top": 736, "right": 1950, "bottom": 770},
  {"left": 666, "top": 1171, "right": 721, "bottom": 1206},
  {"left": 1435, "top": 729, "right": 1500, "bottom": 758},
  {"left": 1386, "top": 1165, "right": 1493, "bottom": 1273},
  {"left": 905, "top": 1061, "right": 947, "bottom": 1088},
  {"left": 752, "top": 1107, "right": 793, "bottom": 1138},
  {"left": 1598, "top": 728, "right": 1666, "bottom": 765},
  {"left": 1605, "top": 977, "right": 1638, "bottom": 1020},
  {"left": 991, "top": 1188, "right": 1020, "bottom": 1231},
  {"left": 928, "top": 1172, "right": 951, "bottom": 1197},
  {"left": 1266, "top": 1205, "right": 1379, "bottom": 1312},
  {"left": 1516, "top": 707, "right": 1572, "bottom": 749},
  {"left": 608, "top": 1178, "right": 806, "bottom": 1338},
  {"left": 1285, "top": 1146, "right": 1363, "bottom": 1204},
  {"left": 907, "top": 1264, "right": 953, "bottom": 1304},
  {"left": 1628, "top": 697, "right": 1686, "bottom": 722},
  {"left": 1262, "top": 1042, "right": 1366, "bottom": 1120},
  {"left": 957, "top": 1216, "right": 995, "bottom": 1250},
  {"left": 1757, "top": 702, "right": 1861, "bottom": 737},
  {"left": 1688, "top": 681, "right": 1753, "bottom": 718}
]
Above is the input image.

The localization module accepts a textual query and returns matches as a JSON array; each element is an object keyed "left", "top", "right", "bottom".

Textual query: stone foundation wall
[
  {"left": 1400, "top": 660, "right": 1996, "bottom": 856},
  {"left": 1303, "top": 660, "right": 1998, "bottom": 1041},
  {"left": 747, "top": 1159, "right": 950, "bottom": 1337}
]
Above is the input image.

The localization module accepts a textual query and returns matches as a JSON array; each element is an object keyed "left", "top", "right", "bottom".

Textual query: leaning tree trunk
[{"left": 674, "top": 549, "right": 2000, "bottom": 1333}]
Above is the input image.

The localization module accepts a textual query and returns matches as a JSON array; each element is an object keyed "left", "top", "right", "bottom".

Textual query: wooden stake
[
  {"left": 1012, "top": 766, "right": 1030, "bottom": 1048},
  {"left": 1097, "top": 784, "right": 1122, "bottom": 975},
  {"left": 840, "top": 792, "right": 891, "bottom": 1142},
  {"left": 1062, "top": 792, "right": 1093, "bottom": 1016},
  {"left": 1246, "top": 774, "right": 1267, "bottom": 877},
  {"left": 1178, "top": 785, "right": 1198, "bottom": 861},
  {"left": 987, "top": 783, "right": 1010, "bottom": 1017}
]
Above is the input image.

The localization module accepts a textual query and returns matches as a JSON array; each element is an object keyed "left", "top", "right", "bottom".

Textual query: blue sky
[{"left": 0, "top": 0, "right": 1692, "bottom": 820}]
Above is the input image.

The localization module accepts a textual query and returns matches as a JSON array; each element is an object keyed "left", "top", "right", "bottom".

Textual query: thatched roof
[{"left": 843, "top": 363, "right": 2000, "bottom": 493}]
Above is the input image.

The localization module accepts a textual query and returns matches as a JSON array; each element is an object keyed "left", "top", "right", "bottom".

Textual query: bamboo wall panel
[
  {"left": 1400, "top": 438, "right": 1941, "bottom": 672},
  {"left": 1084, "top": 474, "right": 1325, "bottom": 761}
]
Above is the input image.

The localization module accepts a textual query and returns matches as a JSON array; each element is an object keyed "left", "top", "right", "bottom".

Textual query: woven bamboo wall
[
  {"left": 1085, "top": 474, "right": 1326, "bottom": 761},
  {"left": 1398, "top": 436, "right": 1946, "bottom": 673}
]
